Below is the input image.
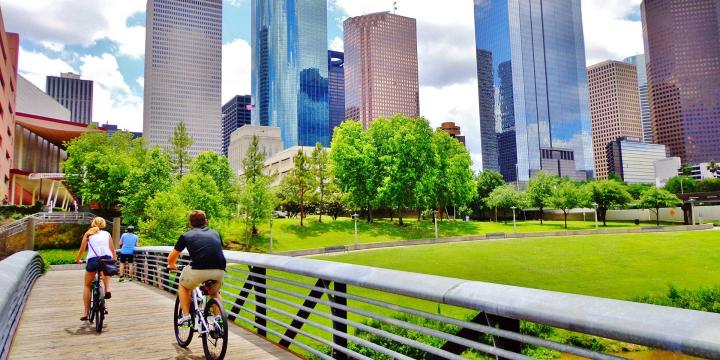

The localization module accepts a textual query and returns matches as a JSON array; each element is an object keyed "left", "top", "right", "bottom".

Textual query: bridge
[{"left": 2, "top": 248, "right": 720, "bottom": 360}]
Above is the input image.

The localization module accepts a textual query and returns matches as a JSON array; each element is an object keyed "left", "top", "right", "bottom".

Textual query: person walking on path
[{"left": 119, "top": 226, "right": 139, "bottom": 281}]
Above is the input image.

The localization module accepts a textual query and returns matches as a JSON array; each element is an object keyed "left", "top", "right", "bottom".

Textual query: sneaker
[
  {"left": 177, "top": 314, "right": 192, "bottom": 327},
  {"left": 119, "top": 277, "right": 125, "bottom": 283}
]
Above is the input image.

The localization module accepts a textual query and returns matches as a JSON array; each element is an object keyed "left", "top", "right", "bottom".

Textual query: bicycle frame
[{"left": 190, "top": 287, "right": 211, "bottom": 334}]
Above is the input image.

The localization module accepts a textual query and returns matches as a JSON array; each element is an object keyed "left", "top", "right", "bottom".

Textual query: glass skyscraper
[
  {"left": 328, "top": 50, "right": 344, "bottom": 140},
  {"left": 474, "top": 0, "right": 594, "bottom": 182},
  {"left": 221, "top": 95, "right": 252, "bottom": 156},
  {"left": 46, "top": 73, "right": 93, "bottom": 124},
  {"left": 251, "top": 0, "right": 329, "bottom": 148}
]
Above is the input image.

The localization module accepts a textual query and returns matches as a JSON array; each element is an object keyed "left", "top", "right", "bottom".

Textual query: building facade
[
  {"left": 641, "top": 0, "right": 720, "bottom": 163},
  {"left": 328, "top": 50, "right": 344, "bottom": 140},
  {"left": 17, "top": 75, "right": 70, "bottom": 121},
  {"left": 143, "top": 0, "right": 222, "bottom": 156},
  {"left": 654, "top": 157, "right": 681, "bottom": 187},
  {"left": 221, "top": 95, "right": 251, "bottom": 156},
  {"left": 251, "top": 0, "right": 329, "bottom": 148},
  {"left": 227, "top": 125, "right": 283, "bottom": 177},
  {"left": 623, "top": 55, "right": 652, "bottom": 143},
  {"left": 0, "top": 20, "right": 17, "bottom": 201},
  {"left": 474, "top": 0, "right": 594, "bottom": 182},
  {"left": 607, "top": 137, "right": 667, "bottom": 184},
  {"left": 344, "top": 12, "right": 419, "bottom": 128},
  {"left": 587, "top": 60, "right": 644, "bottom": 179},
  {"left": 45, "top": 72, "right": 93, "bottom": 124},
  {"left": 439, "top": 122, "right": 466, "bottom": 145}
]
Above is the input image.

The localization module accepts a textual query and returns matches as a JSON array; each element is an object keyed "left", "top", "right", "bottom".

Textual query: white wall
[
  {"left": 16, "top": 75, "right": 71, "bottom": 120},
  {"left": 607, "top": 206, "right": 720, "bottom": 223}
]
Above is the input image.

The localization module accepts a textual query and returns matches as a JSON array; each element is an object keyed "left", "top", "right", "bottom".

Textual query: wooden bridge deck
[{"left": 9, "top": 270, "right": 297, "bottom": 360}]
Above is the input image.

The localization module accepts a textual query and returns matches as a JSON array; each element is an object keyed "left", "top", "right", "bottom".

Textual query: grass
[
  {"left": 244, "top": 215, "right": 675, "bottom": 253},
  {"left": 38, "top": 248, "right": 77, "bottom": 266}
]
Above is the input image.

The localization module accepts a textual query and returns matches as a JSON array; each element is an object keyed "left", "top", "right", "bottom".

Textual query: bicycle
[
  {"left": 81, "top": 260, "right": 107, "bottom": 333},
  {"left": 169, "top": 265, "right": 228, "bottom": 360}
]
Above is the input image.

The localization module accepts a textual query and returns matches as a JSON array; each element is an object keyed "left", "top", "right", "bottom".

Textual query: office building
[
  {"left": 439, "top": 122, "right": 466, "bottom": 145},
  {"left": 251, "top": 0, "right": 329, "bottom": 148},
  {"left": 607, "top": 137, "right": 667, "bottom": 184},
  {"left": 642, "top": 0, "right": 720, "bottom": 163},
  {"left": 328, "top": 50, "right": 344, "bottom": 140},
  {"left": 686, "top": 163, "right": 720, "bottom": 181},
  {"left": 344, "top": 12, "right": 419, "bottom": 128},
  {"left": 474, "top": 0, "right": 593, "bottom": 182},
  {"left": 228, "top": 125, "right": 282, "bottom": 177},
  {"left": 144, "top": 0, "right": 222, "bottom": 156},
  {"left": 0, "top": 19, "right": 17, "bottom": 201},
  {"left": 46, "top": 72, "right": 93, "bottom": 124},
  {"left": 654, "top": 157, "right": 681, "bottom": 187},
  {"left": 221, "top": 95, "right": 251, "bottom": 156},
  {"left": 623, "top": 55, "right": 652, "bottom": 143},
  {"left": 587, "top": 60, "right": 644, "bottom": 179}
]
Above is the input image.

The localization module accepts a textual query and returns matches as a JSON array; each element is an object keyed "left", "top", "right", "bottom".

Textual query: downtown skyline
[{"left": 3, "top": 0, "right": 649, "bottom": 170}]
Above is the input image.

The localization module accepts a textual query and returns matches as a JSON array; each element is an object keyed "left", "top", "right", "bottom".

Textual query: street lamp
[
  {"left": 592, "top": 202, "right": 599, "bottom": 230},
  {"left": 511, "top": 206, "right": 517, "bottom": 235},
  {"left": 689, "top": 197, "right": 697, "bottom": 225},
  {"left": 352, "top": 213, "right": 359, "bottom": 247},
  {"left": 432, "top": 210, "right": 439, "bottom": 240},
  {"left": 269, "top": 217, "right": 274, "bottom": 254}
]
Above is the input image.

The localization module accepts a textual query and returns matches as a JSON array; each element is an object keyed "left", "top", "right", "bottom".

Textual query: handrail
[
  {"left": 0, "top": 212, "right": 96, "bottom": 252},
  {"left": 133, "top": 246, "right": 720, "bottom": 359},
  {"left": 0, "top": 251, "right": 44, "bottom": 360}
]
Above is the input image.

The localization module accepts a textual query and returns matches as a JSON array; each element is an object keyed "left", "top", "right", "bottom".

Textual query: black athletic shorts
[
  {"left": 119, "top": 254, "right": 134, "bottom": 263},
  {"left": 86, "top": 255, "right": 112, "bottom": 272}
]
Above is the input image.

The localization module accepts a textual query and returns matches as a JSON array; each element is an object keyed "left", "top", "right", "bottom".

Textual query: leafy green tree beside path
[
  {"left": 485, "top": 185, "right": 527, "bottom": 224},
  {"left": 527, "top": 171, "right": 559, "bottom": 225},
  {"left": 585, "top": 180, "right": 632, "bottom": 226},
  {"left": 639, "top": 188, "right": 682, "bottom": 226},
  {"left": 548, "top": 180, "right": 583, "bottom": 228},
  {"left": 171, "top": 121, "right": 193, "bottom": 174}
]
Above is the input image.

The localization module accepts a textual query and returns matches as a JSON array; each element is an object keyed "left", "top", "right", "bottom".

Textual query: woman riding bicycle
[{"left": 75, "top": 217, "right": 116, "bottom": 321}]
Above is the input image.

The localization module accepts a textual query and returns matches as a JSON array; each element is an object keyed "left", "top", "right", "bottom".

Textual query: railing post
[
  {"left": 112, "top": 217, "right": 121, "bottom": 249},
  {"left": 486, "top": 314, "right": 522, "bottom": 360},
  {"left": 24, "top": 217, "right": 35, "bottom": 251},
  {"left": 331, "top": 282, "right": 348, "bottom": 360},
  {"left": 253, "top": 266, "right": 267, "bottom": 337}
]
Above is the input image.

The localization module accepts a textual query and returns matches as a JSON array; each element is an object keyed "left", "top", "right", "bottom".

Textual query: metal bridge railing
[
  {"left": 132, "top": 247, "right": 720, "bottom": 360},
  {"left": 0, "top": 212, "right": 96, "bottom": 253},
  {"left": 0, "top": 251, "right": 44, "bottom": 360}
]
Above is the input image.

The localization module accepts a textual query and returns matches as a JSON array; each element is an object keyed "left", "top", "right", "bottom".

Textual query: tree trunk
[
  {"left": 539, "top": 207, "right": 544, "bottom": 225},
  {"left": 398, "top": 207, "right": 404, "bottom": 226},
  {"left": 600, "top": 207, "right": 608, "bottom": 226},
  {"left": 503, "top": 209, "right": 508, "bottom": 224},
  {"left": 563, "top": 210, "right": 568, "bottom": 229},
  {"left": 318, "top": 191, "right": 323, "bottom": 223},
  {"left": 656, "top": 207, "right": 660, "bottom": 226},
  {"left": 300, "top": 185, "right": 305, "bottom": 227}
]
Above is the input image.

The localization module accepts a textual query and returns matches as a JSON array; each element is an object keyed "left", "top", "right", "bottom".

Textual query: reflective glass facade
[
  {"left": 474, "top": 0, "right": 593, "bottom": 181},
  {"left": 328, "top": 50, "right": 344, "bottom": 140},
  {"left": 251, "top": 0, "right": 329, "bottom": 148},
  {"left": 221, "top": 95, "right": 252, "bottom": 156}
]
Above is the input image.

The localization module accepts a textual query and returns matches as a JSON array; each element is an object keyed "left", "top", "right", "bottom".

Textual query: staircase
[{"left": 0, "top": 212, "right": 96, "bottom": 254}]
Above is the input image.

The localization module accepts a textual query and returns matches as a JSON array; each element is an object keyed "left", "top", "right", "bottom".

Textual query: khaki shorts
[{"left": 179, "top": 266, "right": 224, "bottom": 294}]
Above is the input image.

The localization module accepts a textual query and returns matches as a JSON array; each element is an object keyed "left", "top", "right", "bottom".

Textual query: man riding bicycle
[{"left": 167, "top": 210, "right": 227, "bottom": 326}]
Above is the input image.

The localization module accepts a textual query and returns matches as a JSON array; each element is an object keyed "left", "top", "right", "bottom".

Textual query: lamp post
[
  {"left": 433, "top": 210, "right": 439, "bottom": 240},
  {"left": 689, "top": 198, "right": 697, "bottom": 225},
  {"left": 592, "top": 202, "right": 598, "bottom": 230},
  {"left": 352, "top": 213, "right": 359, "bottom": 247},
  {"left": 511, "top": 206, "right": 517, "bottom": 235},
  {"left": 269, "top": 217, "right": 273, "bottom": 254}
]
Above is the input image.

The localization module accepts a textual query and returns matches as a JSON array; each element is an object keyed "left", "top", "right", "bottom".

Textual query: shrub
[{"left": 633, "top": 284, "right": 720, "bottom": 313}]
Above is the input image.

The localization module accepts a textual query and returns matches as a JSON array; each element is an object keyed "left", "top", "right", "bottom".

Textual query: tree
[
  {"left": 548, "top": 180, "right": 582, "bottom": 228},
  {"left": 638, "top": 188, "right": 682, "bottom": 226},
  {"left": 238, "top": 136, "right": 275, "bottom": 237},
  {"left": 171, "top": 121, "right": 193, "bottom": 174},
  {"left": 472, "top": 170, "right": 505, "bottom": 216},
  {"left": 285, "top": 148, "right": 312, "bottom": 226},
  {"left": 174, "top": 173, "right": 226, "bottom": 220},
  {"left": 190, "top": 151, "right": 236, "bottom": 208},
  {"left": 324, "top": 182, "right": 347, "bottom": 221},
  {"left": 680, "top": 163, "right": 694, "bottom": 176},
  {"left": 139, "top": 190, "right": 189, "bottom": 245},
  {"left": 120, "top": 147, "right": 175, "bottom": 225},
  {"left": 527, "top": 171, "right": 560, "bottom": 224},
  {"left": 63, "top": 130, "right": 144, "bottom": 211},
  {"left": 698, "top": 178, "right": 720, "bottom": 192},
  {"left": 485, "top": 185, "right": 526, "bottom": 224},
  {"left": 309, "top": 143, "right": 331, "bottom": 223},
  {"left": 330, "top": 120, "right": 380, "bottom": 222},
  {"left": 584, "top": 180, "right": 632, "bottom": 226},
  {"left": 664, "top": 175, "right": 697, "bottom": 195},
  {"left": 627, "top": 183, "right": 653, "bottom": 200},
  {"left": 707, "top": 161, "right": 720, "bottom": 176}
]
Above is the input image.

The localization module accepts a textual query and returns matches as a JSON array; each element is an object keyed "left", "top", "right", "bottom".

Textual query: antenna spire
[{"left": 393, "top": 1, "right": 397, "bottom": 14}]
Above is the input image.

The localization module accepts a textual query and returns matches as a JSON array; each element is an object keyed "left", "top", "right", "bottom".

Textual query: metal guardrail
[
  {"left": 132, "top": 246, "right": 720, "bottom": 359},
  {"left": 0, "top": 212, "right": 95, "bottom": 253},
  {"left": 0, "top": 251, "right": 44, "bottom": 360}
]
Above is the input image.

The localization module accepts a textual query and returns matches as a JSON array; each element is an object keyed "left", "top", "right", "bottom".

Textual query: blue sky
[{"left": 2, "top": 0, "right": 645, "bottom": 169}]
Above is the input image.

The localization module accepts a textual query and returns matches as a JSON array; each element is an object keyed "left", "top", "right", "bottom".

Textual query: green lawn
[
  {"left": 246, "top": 215, "right": 672, "bottom": 253},
  {"left": 313, "top": 230, "right": 720, "bottom": 300},
  {"left": 38, "top": 248, "right": 78, "bottom": 266}
]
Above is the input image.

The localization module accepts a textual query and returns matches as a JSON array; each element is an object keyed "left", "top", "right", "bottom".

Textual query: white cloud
[
  {"left": 136, "top": 76, "right": 144, "bottom": 88},
  {"left": 39, "top": 41, "right": 65, "bottom": 53},
  {"left": 582, "top": 0, "right": 644, "bottom": 64},
  {"left": 329, "top": 37, "right": 344, "bottom": 52},
  {"left": 17, "top": 48, "right": 76, "bottom": 90},
  {"left": 221, "top": 38, "right": 252, "bottom": 104},
  {"left": 225, "top": 0, "right": 245, "bottom": 7},
  {"left": 3, "top": 0, "right": 146, "bottom": 58}
]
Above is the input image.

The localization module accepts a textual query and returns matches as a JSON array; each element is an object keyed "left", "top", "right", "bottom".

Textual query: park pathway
[{"left": 9, "top": 270, "right": 296, "bottom": 360}]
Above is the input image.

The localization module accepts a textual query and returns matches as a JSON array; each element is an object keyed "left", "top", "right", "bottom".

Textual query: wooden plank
[{"left": 9, "top": 270, "right": 297, "bottom": 359}]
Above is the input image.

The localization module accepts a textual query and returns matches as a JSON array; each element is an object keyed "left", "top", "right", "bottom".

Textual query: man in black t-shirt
[{"left": 167, "top": 210, "right": 226, "bottom": 324}]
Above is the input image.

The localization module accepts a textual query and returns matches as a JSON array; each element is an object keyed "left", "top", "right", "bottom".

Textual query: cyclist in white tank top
[{"left": 75, "top": 217, "right": 116, "bottom": 321}]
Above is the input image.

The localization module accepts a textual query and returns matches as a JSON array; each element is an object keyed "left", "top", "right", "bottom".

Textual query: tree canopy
[
  {"left": 171, "top": 121, "right": 193, "bottom": 174},
  {"left": 585, "top": 180, "right": 632, "bottom": 226},
  {"left": 638, "top": 188, "right": 681, "bottom": 226},
  {"left": 664, "top": 176, "right": 697, "bottom": 195},
  {"left": 527, "top": 171, "right": 560, "bottom": 224}
]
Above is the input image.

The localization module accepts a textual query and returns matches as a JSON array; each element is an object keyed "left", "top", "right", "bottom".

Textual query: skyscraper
[
  {"left": 344, "top": 12, "right": 419, "bottom": 129},
  {"left": 587, "top": 60, "right": 643, "bottom": 179},
  {"left": 474, "top": 0, "right": 593, "bottom": 182},
  {"left": 143, "top": 0, "right": 222, "bottom": 156},
  {"left": 623, "top": 55, "right": 652, "bottom": 143},
  {"left": 46, "top": 72, "right": 93, "bottom": 124},
  {"left": 221, "top": 95, "right": 251, "bottom": 156},
  {"left": 328, "top": 50, "right": 344, "bottom": 140},
  {"left": 251, "top": 0, "right": 329, "bottom": 148},
  {"left": 641, "top": 0, "right": 720, "bottom": 164}
]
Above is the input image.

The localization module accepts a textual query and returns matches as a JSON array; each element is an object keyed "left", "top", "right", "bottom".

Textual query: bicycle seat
[{"left": 200, "top": 280, "right": 216, "bottom": 295}]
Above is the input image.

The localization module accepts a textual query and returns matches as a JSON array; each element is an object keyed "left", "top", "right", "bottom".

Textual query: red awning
[{"left": 15, "top": 112, "right": 105, "bottom": 147}]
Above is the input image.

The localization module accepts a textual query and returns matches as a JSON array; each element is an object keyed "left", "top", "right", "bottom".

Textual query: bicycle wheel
[
  {"left": 95, "top": 287, "right": 104, "bottom": 333},
  {"left": 174, "top": 296, "right": 194, "bottom": 347},
  {"left": 202, "top": 298, "right": 228, "bottom": 360},
  {"left": 88, "top": 283, "right": 97, "bottom": 323}
]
